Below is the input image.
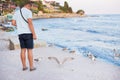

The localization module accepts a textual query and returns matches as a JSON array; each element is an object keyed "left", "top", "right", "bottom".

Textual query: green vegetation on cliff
[
  {"left": 76, "top": 9, "right": 85, "bottom": 15},
  {"left": 1, "top": 0, "right": 85, "bottom": 14},
  {"left": 60, "top": 1, "right": 73, "bottom": 13}
]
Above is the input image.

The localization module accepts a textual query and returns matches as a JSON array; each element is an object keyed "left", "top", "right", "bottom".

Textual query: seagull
[
  {"left": 62, "top": 57, "right": 74, "bottom": 64},
  {"left": 48, "top": 57, "right": 60, "bottom": 64},
  {"left": 87, "top": 52, "right": 96, "bottom": 61},
  {"left": 48, "top": 57, "right": 75, "bottom": 65},
  {"left": 34, "top": 57, "right": 42, "bottom": 62},
  {"left": 113, "top": 49, "right": 120, "bottom": 59},
  {"left": 48, "top": 43, "right": 54, "bottom": 47},
  {"left": 62, "top": 47, "right": 68, "bottom": 51},
  {"left": 69, "top": 50, "right": 76, "bottom": 54}
]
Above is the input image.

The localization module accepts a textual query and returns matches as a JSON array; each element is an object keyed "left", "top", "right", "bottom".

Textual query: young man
[{"left": 12, "top": 2, "right": 37, "bottom": 71}]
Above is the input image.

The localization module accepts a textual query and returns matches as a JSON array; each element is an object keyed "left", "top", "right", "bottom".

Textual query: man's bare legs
[
  {"left": 27, "top": 49, "right": 36, "bottom": 71},
  {"left": 20, "top": 48, "right": 27, "bottom": 68},
  {"left": 21, "top": 48, "right": 35, "bottom": 71}
]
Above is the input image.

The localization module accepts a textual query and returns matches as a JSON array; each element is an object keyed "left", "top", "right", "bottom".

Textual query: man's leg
[
  {"left": 27, "top": 49, "right": 34, "bottom": 69},
  {"left": 20, "top": 48, "right": 27, "bottom": 68}
]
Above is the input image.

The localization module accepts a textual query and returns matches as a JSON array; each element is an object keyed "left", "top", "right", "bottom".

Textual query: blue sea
[{"left": 12, "top": 14, "right": 120, "bottom": 66}]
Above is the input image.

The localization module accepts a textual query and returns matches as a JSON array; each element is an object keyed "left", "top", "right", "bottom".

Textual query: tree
[
  {"left": 64, "top": 1, "right": 69, "bottom": 9},
  {"left": 68, "top": 7, "right": 73, "bottom": 13},
  {"left": 33, "top": 1, "right": 44, "bottom": 13},
  {"left": 60, "top": 1, "right": 73, "bottom": 13},
  {"left": 37, "top": 1, "right": 44, "bottom": 11},
  {"left": 64, "top": 1, "right": 69, "bottom": 13},
  {"left": 76, "top": 9, "right": 85, "bottom": 15}
]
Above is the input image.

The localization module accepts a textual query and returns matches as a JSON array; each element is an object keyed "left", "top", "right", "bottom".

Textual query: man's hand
[
  {"left": 33, "top": 34, "right": 37, "bottom": 40},
  {"left": 12, "top": 20, "right": 16, "bottom": 26}
]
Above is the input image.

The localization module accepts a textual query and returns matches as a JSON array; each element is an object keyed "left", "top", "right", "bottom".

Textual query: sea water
[{"left": 12, "top": 14, "right": 120, "bottom": 66}]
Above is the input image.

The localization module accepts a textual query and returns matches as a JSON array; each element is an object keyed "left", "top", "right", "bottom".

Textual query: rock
[
  {"left": 9, "top": 37, "right": 20, "bottom": 50},
  {"left": 1, "top": 27, "right": 14, "bottom": 32},
  {"left": 41, "top": 28, "right": 48, "bottom": 31},
  {"left": 38, "top": 11, "right": 43, "bottom": 16},
  {"left": 6, "top": 27, "right": 14, "bottom": 32},
  {"left": 9, "top": 37, "right": 47, "bottom": 50}
]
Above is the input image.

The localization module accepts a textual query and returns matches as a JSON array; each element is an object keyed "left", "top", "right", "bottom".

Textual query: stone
[
  {"left": 9, "top": 37, "right": 47, "bottom": 50},
  {"left": 41, "top": 28, "right": 48, "bottom": 31},
  {"left": 9, "top": 37, "right": 20, "bottom": 50}
]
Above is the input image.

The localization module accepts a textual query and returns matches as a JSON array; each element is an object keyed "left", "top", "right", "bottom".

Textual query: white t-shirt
[{"left": 13, "top": 7, "right": 32, "bottom": 35}]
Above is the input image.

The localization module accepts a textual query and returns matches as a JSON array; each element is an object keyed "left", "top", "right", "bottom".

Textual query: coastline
[
  {"left": 0, "top": 13, "right": 85, "bottom": 23},
  {"left": 0, "top": 30, "right": 120, "bottom": 80},
  {"left": 33, "top": 13, "right": 86, "bottom": 19}
]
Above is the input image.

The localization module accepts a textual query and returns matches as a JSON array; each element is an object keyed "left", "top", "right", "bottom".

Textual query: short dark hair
[
  {"left": 24, "top": 1, "right": 33, "bottom": 6},
  {"left": 20, "top": 0, "right": 33, "bottom": 8}
]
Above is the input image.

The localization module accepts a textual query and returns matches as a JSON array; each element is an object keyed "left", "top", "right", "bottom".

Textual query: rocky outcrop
[
  {"left": 9, "top": 37, "right": 47, "bottom": 50},
  {"left": 0, "top": 31, "right": 47, "bottom": 50},
  {"left": 0, "top": 27, "right": 14, "bottom": 32},
  {"left": 32, "top": 13, "right": 85, "bottom": 19},
  {"left": 9, "top": 36, "right": 20, "bottom": 50}
]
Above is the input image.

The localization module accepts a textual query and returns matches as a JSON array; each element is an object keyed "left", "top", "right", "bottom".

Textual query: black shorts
[{"left": 18, "top": 33, "right": 34, "bottom": 49}]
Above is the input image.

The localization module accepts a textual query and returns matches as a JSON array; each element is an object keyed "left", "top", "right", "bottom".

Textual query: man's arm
[
  {"left": 12, "top": 20, "right": 16, "bottom": 26},
  {"left": 28, "top": 18, "right": 37, "bottom": 40}
]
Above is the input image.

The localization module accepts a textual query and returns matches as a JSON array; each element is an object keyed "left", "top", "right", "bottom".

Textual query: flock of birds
[
  {"left": 34, "top": 43, "right": 120, "bottom": 65},
  {"left": 34, "top": 56, "right": 74, "bottom": 65}
]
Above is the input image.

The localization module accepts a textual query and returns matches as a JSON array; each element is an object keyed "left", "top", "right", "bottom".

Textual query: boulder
[
  {"left": 9, "top": 37, "right": 20, "bottom": 50},
  {"left": 9, "top": 37, "right": 47, "bottom": 50}
]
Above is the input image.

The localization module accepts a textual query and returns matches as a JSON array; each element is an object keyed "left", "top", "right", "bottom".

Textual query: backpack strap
[{"left": 20, "top": 9, "right": 28, "bottom": 23}]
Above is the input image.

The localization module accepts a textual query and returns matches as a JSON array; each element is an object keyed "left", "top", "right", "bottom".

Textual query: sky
[{"left": 46, "top": 0, "right": 120, "bottom": 14}]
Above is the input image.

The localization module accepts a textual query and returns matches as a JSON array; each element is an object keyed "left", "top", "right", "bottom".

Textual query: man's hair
[
  {"left": 20, "top": 0, "right": 33, "bottom": 8},
  {"left": 24, "top": 1, "right": 33, "bottom": 6}
]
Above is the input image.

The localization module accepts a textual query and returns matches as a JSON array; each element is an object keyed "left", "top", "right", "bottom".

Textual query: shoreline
[
  {"left": 0, "top": 31, "right": 120, "bottom": 80},
  {"left": 0, "top": 30, "right": 120, "bottom": 66},
  {"left": 0, "top": 13, "right": 85, "bottom": 23},
  {"left": 0, "top": 13, "right": 86, "bottom": 23},
  {"left": 33, "top": 13, "right": 86, "bottom": 20},
  {"left": 1, "top": 15, "right": 120, "bottom": 67},
  {"left": 1, "top": 14, "right": 120, "bottom": 80}
]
